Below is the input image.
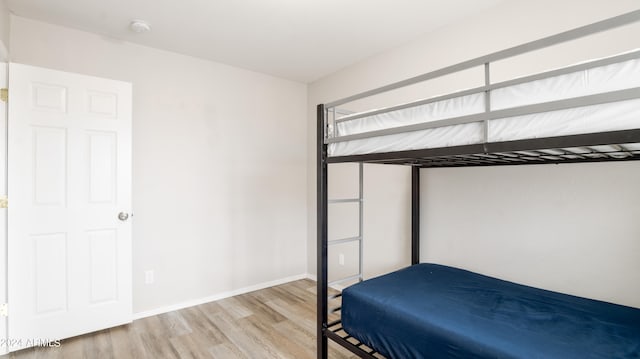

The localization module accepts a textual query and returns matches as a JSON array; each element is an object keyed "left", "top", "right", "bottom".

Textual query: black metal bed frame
[{"left": 316, "top": 10, "right": 640, "bottom": 359}]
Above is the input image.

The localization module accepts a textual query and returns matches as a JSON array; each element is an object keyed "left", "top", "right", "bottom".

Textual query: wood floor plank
[
  {"left": 8, "top": 280, "right": 361, "bottom": 359},
  {"left": 234, "top": 294, "right": 286, "bottom": 324},
  {"left": 108, "top": 324, "right": 147, "bottom": 359},
  {"left": 217, "top": 296, "right": 253, "bottom": 320},
  {"left": 158, "top": 311, "right": 193, "bottom": 337},
  {"left": 271, "top": 318, "right": 317, "bottom": 358},
  {"left": 243, "top": 314, "right": 310, "bottom": 359},
  {"left": 59, "top": 336, "right": 85, "bottom": 359},
  {"left": 208, "top": 341, "right": 247, "bottom": 359},
  {"left": 138, "top": 332, "right": 181, "bottom": 359},
  {"left": 168, "top": 332, "right": 215, "bottom": 359},
  {"left": 265, "top": 298, "right": 315, "bottom": 333},
  {"left": 205, "top": 311, "right": 259, "bottom": 358},
  {"left": 86, "top": 329, "right": 114, "bottom": 359}
]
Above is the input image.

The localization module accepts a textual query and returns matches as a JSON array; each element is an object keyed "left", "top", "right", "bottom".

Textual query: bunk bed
[{"left": 317, "top": 10, "right": 640, "bottom": 359}]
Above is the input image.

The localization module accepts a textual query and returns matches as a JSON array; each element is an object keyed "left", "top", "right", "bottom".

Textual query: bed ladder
[
  {"left": 325, "top": 162, "right": 378, "bottom": 358},
  {"left": 327, "top": 162, "right": 364, "bottom": 288}
]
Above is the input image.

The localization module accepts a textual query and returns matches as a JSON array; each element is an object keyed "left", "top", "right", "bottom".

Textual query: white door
[{"left": 7, "top": 63, "right": 132, "bottom": 351}]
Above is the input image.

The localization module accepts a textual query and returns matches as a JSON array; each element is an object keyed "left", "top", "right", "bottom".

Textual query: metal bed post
[
  {"left": 358, "top": 162, "right": 364, "bottom": 280},
  {"left": 483, "top": 62, "right": 491, "bottom": 143},
  {"left": 317, "top": 104, "right": 328, "bottom": 359},
  {"left": 411, "top": 166, "right": 420, "bottom": 265}
]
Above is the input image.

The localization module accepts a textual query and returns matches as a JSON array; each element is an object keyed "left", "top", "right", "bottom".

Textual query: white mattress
[{"left": 329, "top": 55, "right": 640, "bottom": 157}]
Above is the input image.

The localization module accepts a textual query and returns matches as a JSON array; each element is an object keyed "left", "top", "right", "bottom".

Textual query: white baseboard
[{"left": 133, "top": 273, "right": 310, "bottom": 320}]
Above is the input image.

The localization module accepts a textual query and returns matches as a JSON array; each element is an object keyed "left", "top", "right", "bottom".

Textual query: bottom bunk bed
[{"left": 339, "top": 263, "right": 640, "bottom": 359}]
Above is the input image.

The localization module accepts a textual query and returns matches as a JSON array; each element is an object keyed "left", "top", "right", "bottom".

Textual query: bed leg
[
  {"left": 411, "top": 166, "right": 420, "bottom": 265},
  {"left": 317, "top": 104, "right": 329, "bottom": 359},
  {"left": 318, "top": 334, "right": 328, "bottom": 359}
]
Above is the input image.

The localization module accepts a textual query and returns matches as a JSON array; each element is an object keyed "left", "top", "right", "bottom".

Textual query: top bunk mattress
[
  {"left": 341, "top": 263, "right": 640, "bottom": 359},
  {"left": 329, "top": 53, "right": 640, "bottom": 157}
]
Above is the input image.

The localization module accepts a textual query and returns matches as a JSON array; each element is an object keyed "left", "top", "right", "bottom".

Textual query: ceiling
[{"left": 6, "top": 0, "right": 505, "bottom": 83}]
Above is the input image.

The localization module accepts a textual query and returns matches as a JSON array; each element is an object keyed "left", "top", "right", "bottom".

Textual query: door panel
[
  {"left": 88, "top": 131, "right": 117, "bottom": 203},
  {"left": 8, "top": 63, "right": 132, "bottom": 351},
  {"left": 33, "top": 233, "right": 68, "bottom": 314},
  {"left": 88, "top": 229, "right": 118, "bottom": 305},
  {"left": 31, "top": 83, "right": 67, "bottom": 113},
  {"left": 33, "top": 127, "right": 67, "bottom": 205}
]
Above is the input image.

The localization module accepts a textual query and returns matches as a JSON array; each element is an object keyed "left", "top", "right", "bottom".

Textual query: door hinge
[
  {"left": 0, "top": 195, "right": 6, "bottom": 209},
  {"left": 0, "top": 303, "right": 7, "bottom": 317},
  {"left": 0, "top": 88, "right": 7, "bottom": 103}
]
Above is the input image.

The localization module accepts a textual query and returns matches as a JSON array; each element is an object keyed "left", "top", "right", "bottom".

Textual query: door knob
[{"left": 118, "top": 212, "right": 129, "bottom": 221}]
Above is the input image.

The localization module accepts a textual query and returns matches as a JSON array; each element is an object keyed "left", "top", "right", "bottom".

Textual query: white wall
[
  {"left": 0, "top": 0, "right": 9, "bottom": 349},
  {"left": 9, "top": 15, "right": 308, "bottom": 314},
  {"left": 308, "top": 0, "right": 640, "bottom": 308},
  {"left": 0, "top": 0, "right": 8, "bottom": 60},
  {"left": 422, "top": 163, "right": 640, "bottom": 306},
  {"left": 0, "top": 61, "right": 7, "bottom": 355}
]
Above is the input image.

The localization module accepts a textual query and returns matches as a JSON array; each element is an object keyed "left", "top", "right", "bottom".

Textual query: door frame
[{"left": 0, "top": 62, "right": 8, "bottom": 356}]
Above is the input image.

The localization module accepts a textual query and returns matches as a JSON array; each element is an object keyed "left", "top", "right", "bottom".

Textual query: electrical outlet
[
  {"left": 145, "top": 270, "right": 154, "bottom": 284},
  {"left": 339, "top": 253, "right": 345, "bottom": 266}
]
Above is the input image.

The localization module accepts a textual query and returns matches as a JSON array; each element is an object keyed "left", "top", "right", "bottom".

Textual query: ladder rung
[
  {"left": 328, "top": 293, "right": 342, "bottom": 300},
  {"left": 328, "top": 198, "right": 361, "bottom": 204},
  {"left": 329, "top": 274, "right": 361, "bottom": 287},
  {"left": 329, "top": 306, "right": 341, "bottom": 314},
  {"left": 328, "top": 236, "right": 361, "bottom": 245}
]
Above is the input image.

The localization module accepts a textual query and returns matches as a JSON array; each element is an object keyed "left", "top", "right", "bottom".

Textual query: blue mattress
[{"left": 341, "top": 263, "right": 640, "bottom": 359}]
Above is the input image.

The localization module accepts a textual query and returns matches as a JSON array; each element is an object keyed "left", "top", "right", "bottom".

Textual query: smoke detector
[{"left": 130, "top": 20, "right": 151, "bottom": 33}]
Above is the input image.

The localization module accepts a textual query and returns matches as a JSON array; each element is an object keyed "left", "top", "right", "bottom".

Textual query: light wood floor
[{"left": 9, "top": 279, "right": 356, "bottom": 359}]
